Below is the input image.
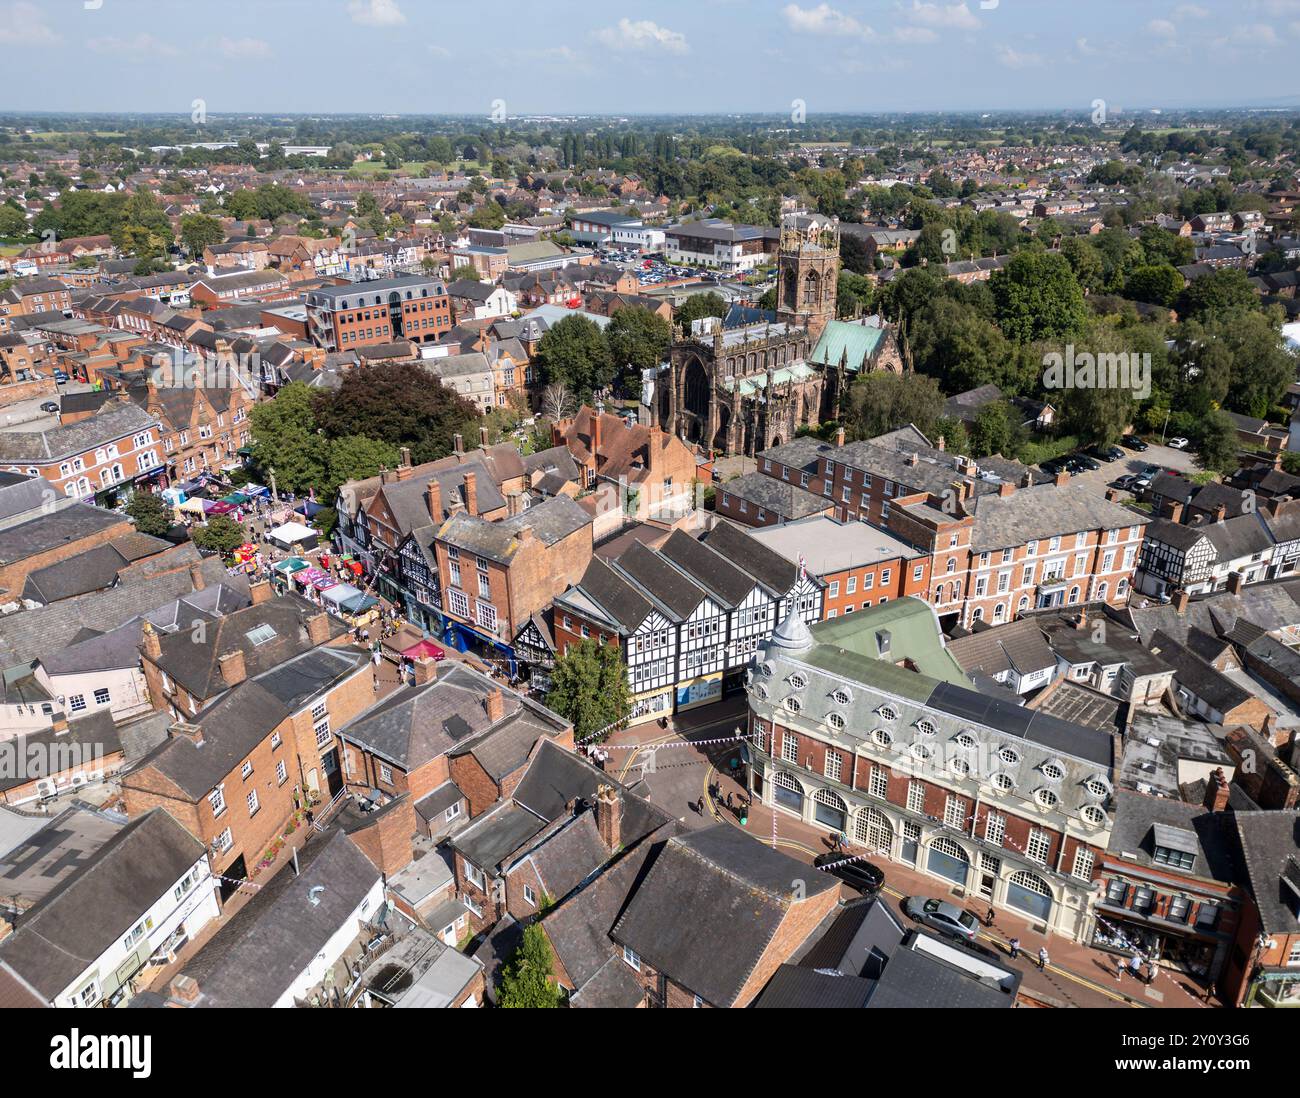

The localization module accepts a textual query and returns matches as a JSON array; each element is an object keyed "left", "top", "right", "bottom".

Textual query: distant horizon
[{"left": 1, "top": 0, "right": 1296, "bottom": 115}]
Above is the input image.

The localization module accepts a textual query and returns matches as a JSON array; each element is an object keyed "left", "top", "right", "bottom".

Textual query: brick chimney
[
  {"left": 426, "top": 478, "right": 443, "bottom": 523},
  {"left": 592, "top": 412, "right": 602, "bottom": 460},
  {"left": 485, "top": 686, "right": 505, "bottom": 723},
  {"left": 395, "top": 447, "right": 412, "bottom": 480},
  {"left": 1054, "top": 470, "right": 1070, "bottom": 488},
  {"left": 189, "top": 561, "right": 206, "bottom": 591},
  {"left": 413, "top": 655, "right": 438, "bottom": 685},
  {"left": 1172, "top": 588, "right": 1190, "bottom": 613},
  {"left": 1227, "top": 570, "right": 1245, "bottom": 595},
  {"left": 170, "top": 721, "right": 204, "bottom": 747},
  {"left": 595, "top": 783, "right": 623, "bottom": 852},
  {"left": 998, "top": 480, "right": 1015, "bottom": 497},
  {"left": 463, "top": 471, "right": 478, "bottom": 515},
  {"left": 218, "top": 648, "right": 247, "bottom": 687},
  {"left": 507, "top": 492, "right": 525, "bottom": 517},
  {"left": 142, "top": 621, "right": 162, "bottom": 661},
  {"left": 1204, "top": 766, "right": 1230, "bottom": 812},
  {"left": 453, "top": 432, "right": 464, "bottom": 455},
  {"left": 935, "top": 434, "right": 945, "bottom": 452},
  {"left": 169, "top": 974, "right": 202, "bottom": 1005},
  {"left": 305, "top": 611, "right": 331, "bottom": 645},
  {"left": 835, "top": 425, "right": 846, "bottom": 448},
  {"left": 250, "top": 580, "right": 273, "bottom": 605},
  {"left": 1165, "top": 500, "right": 1185, "bottom": 523},
  {"left": 479, "top": 425, "right": 489, "bottom": 448},
  {"left": 646, "top": 428, "right": 658, "bottom": 472},
  {"left": 1214, "top": 503, "right": 1228, "bottom": 523},
  {"left": 50, "top": 712, "right": 69, "bottom": 735}
]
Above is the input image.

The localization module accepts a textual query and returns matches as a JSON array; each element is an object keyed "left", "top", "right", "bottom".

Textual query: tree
[
  {"left": 313, "top": 363, "right": 479, "bottom": 465},
  {"left": 545, "top": 639, "right": 631, "bottom": 744},
  {"left": 990, "top": 251, "right": 1086, "bottom": 344},
  {"left": 192, "top": 515, "right": 246, "bottom": 557},
  {"left": 844, "top": 372, "right": 946, "bottom": 442},
  {"left": 968, "top": 402, "right": 1023, "bottom": 458},
  {"left": 1194, "top": 409, "right": 1239, "bottom": 474},
  {"left": 1123, "top": 264, "right": 1183, "bottom": 308},
  {"left": 1060, "top": 236, "right": 1104, "bottom": 293},
  {"left": 126, "top": 491, "right": 173, "bottom": 537},
  {"left": 497, "top": 924, "right": 563, "bottom": 1009},
  {"left": 674, "top": 292, "right": 728, "bottom": 330},
  {"left": 540, "top": 383, "right": 576, "bottom": 422},
  {"left": 325, "top": 435, "right": 401, "bottom": 499},
  {"left": 467, "top": 202, "right": 505, "bottom": 230},
  {"left": 0, "top": 204, "right": 27, "bottom": 239},
  {"left": 450, "top": 264, "right": 481, "bottom": 282},
  {"left": 1176, "top": 268, "right": 1259, "bottom": 322},
  {"left": 607, "top": 306, "right": 671, "bottom": 388},
  {"left": 534, "top": 315, "right": 615, "bottom": 403},
  {"left": 249, "top": 382, "right": 329, "bottom": 495},
  {"left": 179, "top": 213, "right": 224, "bottom": 258}
]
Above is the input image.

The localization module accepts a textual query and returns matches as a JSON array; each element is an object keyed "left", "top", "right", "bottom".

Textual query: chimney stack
[
  {"left": 453, "top": 433, "right": 464, "bottom": 455},
  {"left": 479, "top": 425, "right": 489, "bottom": 448},
  {"left": 1227, "top": 570, "right": 1245, "bottom": 595},
  {"left": 646, "top": 428, "right": 658, "bottom": 472},
  {"left": 412, "top": 655, "right": 438, "bottom": 685},
  {"left": 250, "top": 580, "right": 273, "bottom": 605},
  {"left": 1204, "top": 767, "right": 1231, "bottom": 813},
  {"left": 142, "top": 621, "right": 162, "bottom": 661},
  {"left": 189, "top": 561, "right": 206, "bottom": 591},
  {"left": 1165, "top": 500, "right": 1185, "bottom": 523},
  {"left": 999, "top": 480, "right": 1015, "bottom": 497},
  {"left": 592, "top": 412, "right": 602, "bottom": 460},
  {"left": 1214, "top": 503, "right": 1228, "bottom": 524},
  {"left": 169, "top": 974, "right": 202, "bottom": 1005},
  {"left": 835, "top": 426, "right": 846, "bottom": 448},
  {"left": 400, "top": 445, "right": 411, "bottom": 470},
  {"left": 50, "top": 712, "right": 69, "bottom": 735},
  {"left": 426, "top": 478, "right": 443, "bottom": 524},
  {"left": 595, "top": 784, "right": 623, "bottom": 852},
  {"left": 1054, "top": 471, "right": 1070, "bottom": 488},
  {"left": 170, "top": 721, "right": 204, "bottom": 747},
  {"left": 1172, "top": 588, "right": 1190, "bottom": 614},
  {"left": 305, "top": 611, "right": 331, "bottom": 646},
  {"left": 463, "top": 471, "right": 478, "bottom": 515},
  {"left": 218, "top": 648, "right": 247, "bottom": 687},
  {"left": 485, "top": 686, "right": 505, "bottom": 724},
  {"left": 935, "top": 434, "right": 945, "bottom": 452},
  {"left": 507, "top": 492, "right": 525, "bottom": 517}
]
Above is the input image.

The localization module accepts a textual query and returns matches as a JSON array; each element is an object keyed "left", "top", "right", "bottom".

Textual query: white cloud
[
  {"left": 428, "top": 44, "right": 452, "bottom": 58},
  {"left": 593, "top": 18, "right": 689, "bottom": 54},
  {"left": 1173, "top": 3, "right": 1209, "bottom": 17},
  {"left": 1075, "top": 37, "right": 1097, "bottom": 56},
  {"left": 346, "top": 0, "right": 406, "bottom": 27},
  {"left": 0, "top": 2, "right": 60, "bottom": 47},
  {"left": 1147, "top": 19, "right": 1177, "bottom": 37},
  {"left": 893, "top": 25, "right": 938, "bottom": 43},
  {"left": 87, "top": 34, "right": 179, "bottom": 58},
  {"left": 782, "top": 4, "right": 875, "bottom": 39},
  {"left": 1215, "top": 22, "right": 1281, "bottom": 46},
  {"left": 904, "top": 2, "right": 980, "bottom": 30},
  {"left": 216, "top": 37, "right": 272, "bottom": 60},
  {"left": 995, "top": 44, "right": 1043, "bottom": 68}
]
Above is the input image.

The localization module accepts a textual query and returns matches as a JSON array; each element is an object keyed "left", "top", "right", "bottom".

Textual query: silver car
[{"left": 902, "top": 896, "right": 980, "bottom": 942}]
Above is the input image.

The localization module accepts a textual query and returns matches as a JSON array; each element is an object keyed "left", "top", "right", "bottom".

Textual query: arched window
[
  {"left": 927, "top": 836, "right": 970, "bottom": 886},
  {"left": 813, "top": 788, "right": 847, "bottom": 832},
  {"left": 993, "top": 603, "right": 1006, "bottom": 623},
  {"left": 1006, "top": 870, "right": 1053, "bottom": 921},
  {"left": 802, "top": 268, "right": 820, "bottom": 306},
  {"left": 773, "top": 771, "right": 804, "bottom": 815},
  {"left": 972, "top": 607, "right": 984, "bottom": 623},
  {"left": 1096, "top": 581, "right": 1108, "bottom": 602},
  {"left": 854, "top": 806, "right": 894, "bottom": 853},
  {"left": 1068, "top": 586, "right": 1080, "bottom": 604}
]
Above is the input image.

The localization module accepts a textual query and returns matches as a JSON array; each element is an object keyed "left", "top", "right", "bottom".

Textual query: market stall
[{"left": 267, "top": 521, "right": 319, "bottom": 553}]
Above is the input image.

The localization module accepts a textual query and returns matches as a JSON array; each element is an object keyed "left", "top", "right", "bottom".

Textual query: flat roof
[{"left": 748, "top": 515, "right": 922, "bottom": 572}]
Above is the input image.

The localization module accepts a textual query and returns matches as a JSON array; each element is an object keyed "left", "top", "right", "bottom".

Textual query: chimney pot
[
  {"left": 400, "top": 445, "right": 411, "bottom": 468},
  {"left": 453, "top": 433, "right": 464, "bottom": 455},
  {"left": 479, "top": 426, "right": 489, "bottom": 448}
]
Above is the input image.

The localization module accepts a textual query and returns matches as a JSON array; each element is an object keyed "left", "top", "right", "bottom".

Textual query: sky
[{"left": 1, "top": 0, "right": 1298, "bottom": 116}]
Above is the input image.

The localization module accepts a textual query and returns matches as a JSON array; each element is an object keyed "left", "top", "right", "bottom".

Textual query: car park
[
  {"left": 812, "top": 852, "right": 885, "bottom": 894},
  {"left": 1072, "top": 453, "right": 1101, "bottom": 472},
  {"left": 901, "top": 897, "right": 980, "bottom": 943},
  {"left": 1122, "top": 435, "right": 1149, "bottom": 452},
  {"left": 1087, "top": 445, "right": 1124, "bottom": 463}
]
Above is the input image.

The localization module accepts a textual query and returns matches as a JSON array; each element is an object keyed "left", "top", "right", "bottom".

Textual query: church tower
[{"left": 775, "top": 214, "right": 840, "bottom": 340}]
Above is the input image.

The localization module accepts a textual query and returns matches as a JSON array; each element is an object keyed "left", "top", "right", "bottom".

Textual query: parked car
[
  {"left": 1122, "top": 435, "right": 1149, "bottom": 452},
  {"left": 1168, "top": 437, "right": 1189, "bottom": 450},
  {"left": 813, "top": 852, "right": 885, "bottom": 894},
  {"left": 39, "top": 401, "right": 59, "bottom": 414},
  {"left": 902, "top": 897, "right": 980, "bottom": 942},
  {"left": 1072, "top": 453, "right": 1101, "bottom": 471},
  {"left": 1113, "top": 474, "right": 1138, "bottom": 491},
  {"left": 53, "top": 370, "right": 69, "bottom": 383},
  {"left": 1088, "top": 445, "right": 1124, "bottom": 463},
  {"left": 1040, "top": 458, "right": 1068, "bottom": 477}
]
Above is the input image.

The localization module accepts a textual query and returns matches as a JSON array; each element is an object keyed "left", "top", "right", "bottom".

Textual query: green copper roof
[
  {"left": 722, "top": 361, "right": 816, "bottom": 396},
  {"left": 809, "top": 320, "right": 885, "bottom": 372},
  {"left": 805, "top": 597, "right": 969, "bottom": 686}
]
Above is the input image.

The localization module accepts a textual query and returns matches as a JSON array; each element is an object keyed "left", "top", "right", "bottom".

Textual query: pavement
[{"left": 604, "top": 699, "right": 1217, "bottom": 1010}]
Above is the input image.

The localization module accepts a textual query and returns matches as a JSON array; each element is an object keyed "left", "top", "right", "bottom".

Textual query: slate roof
[
  {"left": 434, "top": 493, "right": 590, "bottom": 563},
  {"left": 1107, "top": 789, "right": 1238, "bottom": 884},
  {"left": 719, "top": 471, "right": 830, "bottom": 521},
  {"left": 611, "top": 825, "right": 837, "bottom": 1007},
  {"left": 611, "top": 538, "right": 707, "bottom": 621},
  {"left": 1127, "top": 578, "right": 1300, "bottom": 646},
  {"left": 946, "top": 618, "right": 1056, "bottom": 678},
  {"left": 180, "top": 829, "right": 380, "bottom": 1008},
  {"left": 1148, "top": 630, "right": 1253, "bottom": 713},
  {"left": 700, "top": 519, "right": 798, "bottom": 597},
  {"left": 21, "top": 534, "right": 174, "bottom": 603},
  {"left": 964, "top": 481, "right": 1147, "bottom": 552},
  {"left": 0, "top": 401, "right": 158, "bottom": 463},
  {"left": 0, "top": 504, "right": 125, "bottom": 570},
  {"left": 1231, "top": 811, "right": 1300, "bottom": 937},
  {"left": 657, "top": 528, "right": 755, "bottom": 610},
  {"left": 0, "top": 809, "right": 204, "bottom": 1001},
  {"left": 558, "top": 557, "right": 653, "bottom": 634}
]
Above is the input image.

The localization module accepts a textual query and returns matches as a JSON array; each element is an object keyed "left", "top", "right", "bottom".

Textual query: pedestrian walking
[
  {"left": 1037, "top": 946, "right": 1049, "bottom": 971},
  {"left": 984, "top": 906, "right": 995, "bottom": 927},
  {"left": 1203, "top": 981, "right": 1216, "bottom": 1004},
  {"left": 1129, "top": 954, "right": 1143, "bottom": 980},
  {"left": 1008, "top": 937, "right": 1020, "bottom": 960},
  {"left": 726, "top": 791, "right": 735, "bottom": 811}
]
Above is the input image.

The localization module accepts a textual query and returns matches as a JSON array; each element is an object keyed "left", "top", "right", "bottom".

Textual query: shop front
[
  {"left": 1092, "top": 898, "right": 1228, "bottom": 980},
  {"left": 675, "top": 671, "right": 722, "bottom": 713}
]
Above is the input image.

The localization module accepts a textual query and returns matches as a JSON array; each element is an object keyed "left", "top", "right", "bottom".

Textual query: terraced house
[{"left": 747, "top": 598, "right": 1115, "bottom": 943}]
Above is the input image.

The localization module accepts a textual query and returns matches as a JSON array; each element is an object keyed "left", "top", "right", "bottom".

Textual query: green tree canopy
[
  {"left": 179, "top": 213, "right": 225, "bottom": 258},
  {"left": 674, "top": 292, "right": 728, "bottom": 329},
  {"left": 990, "top": 250, "right": 1087, "bottom": 344},
  {"left": 607, "top": 306, "right": 671, "bottom": 388},
  {"left": 534, "top": 315, "right": 616, "bottom": 403},
  {"left": 1175, "top": 268, "right": 1259, "bottom": 323},
  {"left": 192, "top": 515, "right": 246, "bottom": 557},
  {"left": 844, "top": 372, "right": 946, "bottom": 441},
  {"left": 126, "top": 491, "right": 173, "bottom": 537},
  {"left": 498, "top": 924, "right": 563, "bottom": 1009},
  {"left": 545, "top": 638, "right": 631, "bottom": 744}
]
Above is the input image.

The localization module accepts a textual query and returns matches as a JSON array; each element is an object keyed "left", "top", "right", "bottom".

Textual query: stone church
[{"left": 655, "top": 215, "right": 903, "bottom": 456}]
